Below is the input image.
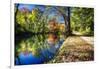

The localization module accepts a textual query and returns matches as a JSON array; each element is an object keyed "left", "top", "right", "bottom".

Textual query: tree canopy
[{"left": 71, "top": 7, "right": 94, "bottom": 35}]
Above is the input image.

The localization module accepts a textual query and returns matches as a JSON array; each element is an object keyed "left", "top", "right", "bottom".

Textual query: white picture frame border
[{"left": 10, "top": 0, "right": 95, "bottom": 69}]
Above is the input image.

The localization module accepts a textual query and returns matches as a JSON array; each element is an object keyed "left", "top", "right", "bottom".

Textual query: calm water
[{"left": 15, "top": 34, "right": 65, "bottom": 65}]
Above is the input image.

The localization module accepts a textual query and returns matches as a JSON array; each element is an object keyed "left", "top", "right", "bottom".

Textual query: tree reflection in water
[{"left": 15, "top": 33, "right": 65, "bottom": 65}]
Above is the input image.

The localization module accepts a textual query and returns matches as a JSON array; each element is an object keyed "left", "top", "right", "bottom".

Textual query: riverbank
[{"left": 48, "top": 36, "right": 94, "bottom": 63}]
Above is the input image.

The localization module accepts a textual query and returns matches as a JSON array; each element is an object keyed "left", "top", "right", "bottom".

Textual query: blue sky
[
  {"left": 18, "top": 4, "right": 35, "bottom": 11},
  {"left": 18, "top": 4, "right": 45, "bottom": 11},
  {"left": 16, "top": 4, "right": 65, "bottom": 23}
]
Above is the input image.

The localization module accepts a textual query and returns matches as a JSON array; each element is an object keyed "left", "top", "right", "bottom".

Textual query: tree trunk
[
  {"left": 67, "top": 7, "right": 71, "bottom": 35},
  {"left": 62, "top": 7, "right": 71, "bottom": 36},
  {"left": 54, "top": 7, "right": 71, "bottom": 36},
  {"left": 63, "top": 15, "right": 69, "bottom": 36},
  {"left": 15, "top": 4, "right": 21, "bottom": 65}
]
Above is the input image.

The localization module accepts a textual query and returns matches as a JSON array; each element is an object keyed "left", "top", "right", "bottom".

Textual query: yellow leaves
[
  {"left": 27, "top": 14, "right": 32, "bottom": 19},
  {"left": 31, "top": 44, "right": 40, "bottom": 56},
  {"left": 31, "top": 9, "right": 35, "bottom": 14},
  {"left": 58, "top": 23, "right": 65, "bottom": 32},
  {"left": 17, "top": 48, "right": 21, "bottom": 54},
  {"left": 27, "top": 42, "right": 33, "bottom": 52},
  {"left": 50, "top": 36, "right": 94, "bottom": 62},
  {"left": 20, "top": 41, "right": 26, "bottom": 52},
  {"left": 16, "top": 13, "right": 26, "bottom": 25}
]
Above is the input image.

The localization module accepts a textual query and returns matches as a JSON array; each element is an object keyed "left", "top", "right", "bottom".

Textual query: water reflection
[{"left": 15, "top": 33, "right": 65, "bottom": 65}]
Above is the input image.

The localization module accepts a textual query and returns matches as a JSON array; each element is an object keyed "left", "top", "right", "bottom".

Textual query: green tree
[{"left": 71, "top": 7, "right": 94, "bottom": 35}]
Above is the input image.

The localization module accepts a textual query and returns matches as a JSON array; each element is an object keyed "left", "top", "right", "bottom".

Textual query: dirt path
[
  {"left": 48, "top": 36, "right": 94, "bottom": 63},
  {"left": 80, "top": 36, "right": 94, "bottom": 45}
]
